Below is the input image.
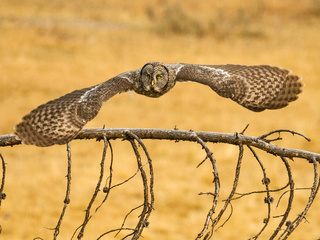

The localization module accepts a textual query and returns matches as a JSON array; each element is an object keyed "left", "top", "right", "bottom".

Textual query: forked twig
[
  {"left": 259, "top": 129, "right": 311, "bottom": 142},
  {"left": 276, "top": 187, "right": 312, "bottom": 208},
  {"left": 76, "top": 134, "right": 108, "bottom": 239},
  {"left": 125, "top": 131, "right": 155, "bottom": 213},
  {"left": 115, "top": 204, "right": 144, "bottom": 238},
  {"left": 279, "top": 157, "right": 319, "bottom": 239},
  {"left": 0, "top": 153, "right": 6, "bottom": 236},
  {"left": 0, "top": 153, "right": 6, "bottom": 208},
  {"left": 70, "top": 138, "right": 114, "bottom": 240},
  {"left": 194, "top": 135, "right": 220, "bottom": 240},
  {"left": 126, "top": 132, "right": 154, "bottom": 240},
  {"left": 269, "top": 157, "right": 294, "bottom": 239},
  {"left": 53, "top": 143, "right": 72, "bottom": 240},
  {"left": 97, "top": 228, "right": 136, "bottom": 240},
  {"left": 213, "top": 143, "right": 244, "bottom": 232},
  {"left": 96, "top": 132, "right": 155, "bottom": 240},
  {"left": 247, "top": 146, "right": 271, "bottom": 240},
  {"left": 232, "top": 182, "right": 290, "bottom": 200},
  {"left": 0, "top": 127, "right": 319, "bottom": 239}
]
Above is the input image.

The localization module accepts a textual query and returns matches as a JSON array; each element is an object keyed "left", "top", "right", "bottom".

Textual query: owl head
[{"left": 133, "top": 62, "right": 176, "bottom": 98}]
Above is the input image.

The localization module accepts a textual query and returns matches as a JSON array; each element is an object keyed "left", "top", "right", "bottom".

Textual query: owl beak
[{"left": 151, "top": 79, "right": 155, "bottom": 86}]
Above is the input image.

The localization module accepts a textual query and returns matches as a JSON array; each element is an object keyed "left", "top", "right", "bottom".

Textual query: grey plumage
[{"left": 14, "top": 62, "right": 304, "bottom": 147}]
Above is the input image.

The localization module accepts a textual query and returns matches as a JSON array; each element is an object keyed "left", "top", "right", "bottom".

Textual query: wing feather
[
  {"left": 169, "top": 63, "right": 303, "bottom": 112},
  {"left": 14, "top": 73, "right": 136, "bottom": 146},
  {"left": 14, "top": 62, "right": 304, "bottom": 147}
]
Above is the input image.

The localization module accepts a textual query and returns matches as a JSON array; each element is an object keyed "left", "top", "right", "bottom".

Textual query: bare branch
[
  {"left": 115, "top": 204, "right": 144, "bottom": 238},
  {"left": 127, "top": 138, "right": 149, "bottom": 240},
  {"left": 194, "top": 135, "right": 220, "bottom": 240},
  {"left": 1, "top": 127, "right": 319, "bottom": 239},
  {"left": 91, "top": 139, "right": 114, "bottom": 212},
  {"left": 96, "top": 228, "right": 136, "bottom": 240},
  {"left": 52, "top": 143, "right": 72, "bottom": 240},
  {"left": 2, "top": 128, "right": 318, "bottom": 163},
  {"left": 280, "top": 157, "right": 320, "bottom": 239},
  {"left": 126, "top": 132, "right": 154, "bottom": 240},
  {"left": 0, "top": 153, "right": 6, "bottom": 236},
  {"left": 213, "top": 144, "right": 244, "bottom": 232},
  {"left": 0, "top": 153, "right": 6, "bottom": 207},
  {"left": 270, "top": 157, "right": 295, "bottom": 239},
  {"left": 259, "top": 129, "right": 311, "bottom": 142},
  {"left": 247, "top": 146, "right": 271, "bottom": 240},
  {"left": 77, "top": 134, "right": 108, "bottom": 239},
  {"left": 126, "top": 132, "right": 155, "bottom": 228}
]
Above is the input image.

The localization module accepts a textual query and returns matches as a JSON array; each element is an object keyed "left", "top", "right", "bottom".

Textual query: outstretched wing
[
  {"left": 168, "top": 63, "right": 303, "bottom": 112},
  {"left": 14, "top": 71, "right": 138, "bottom": 147}
]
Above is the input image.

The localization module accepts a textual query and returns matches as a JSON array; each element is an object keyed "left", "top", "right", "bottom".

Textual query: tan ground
[{"left": 0, "top": 0, "right": 320, "bottom": 239}]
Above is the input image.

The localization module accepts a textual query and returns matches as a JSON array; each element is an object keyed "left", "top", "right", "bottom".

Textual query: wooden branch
[
  {"left": 53, "top": 143, "right": 72, "bottom": 239},
  {"left": 1, "top": 127, "right": 319, "bottom": 239},
  {"left": 0, "top": 153, "right": 6, "bottom": 207},
  {"left": 1, "top": 128, "right": 319, "bottom": 163},
  {"left": 195, "top": 136, "right": 220, "bottom": 240},
  {"left": 77, "top": 135, "right": 108, "bottom": 240}
]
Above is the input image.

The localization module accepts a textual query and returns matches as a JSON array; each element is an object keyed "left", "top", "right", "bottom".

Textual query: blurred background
[{"left": 0, "top": 0, "right": 319, "bottom": 239}]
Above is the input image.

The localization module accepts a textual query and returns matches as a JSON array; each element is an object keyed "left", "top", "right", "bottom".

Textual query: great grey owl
[{"left": 14, "top": 62, "right": 304, "bottom": 147}]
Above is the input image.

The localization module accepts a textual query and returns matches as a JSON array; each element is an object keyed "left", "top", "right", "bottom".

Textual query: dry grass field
[{"left": 0, "top": 0, "right": 320, "bottom": 239}]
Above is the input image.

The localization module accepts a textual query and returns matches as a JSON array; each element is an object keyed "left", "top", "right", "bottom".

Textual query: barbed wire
[{"left": 0, "top": 127, "right": 319, "bottom": 239}]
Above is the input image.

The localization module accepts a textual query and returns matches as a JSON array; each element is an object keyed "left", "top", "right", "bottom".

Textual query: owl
[{"left": 14, "top": 62, "right": 303, "bottom": 147}]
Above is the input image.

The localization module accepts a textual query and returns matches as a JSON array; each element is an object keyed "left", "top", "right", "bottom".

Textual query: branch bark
[
  {"left": 1, "top": 128, "right": 319, "bottom": 163},
  {"left": 1, "top": 127, "right": 319, "bottom": 239}
]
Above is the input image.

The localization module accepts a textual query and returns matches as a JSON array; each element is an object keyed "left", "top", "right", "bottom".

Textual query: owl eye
[
  {"left": 146, "top": 74, "right": 151, "bottom": 79},
  {"left": 156, "top": 74, "right": 162, "bottom": 80}
]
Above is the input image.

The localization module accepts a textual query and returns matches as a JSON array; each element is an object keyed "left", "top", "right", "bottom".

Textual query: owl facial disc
[{"left": 133, "top": 62, "right": 175, "bottom": 98}]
